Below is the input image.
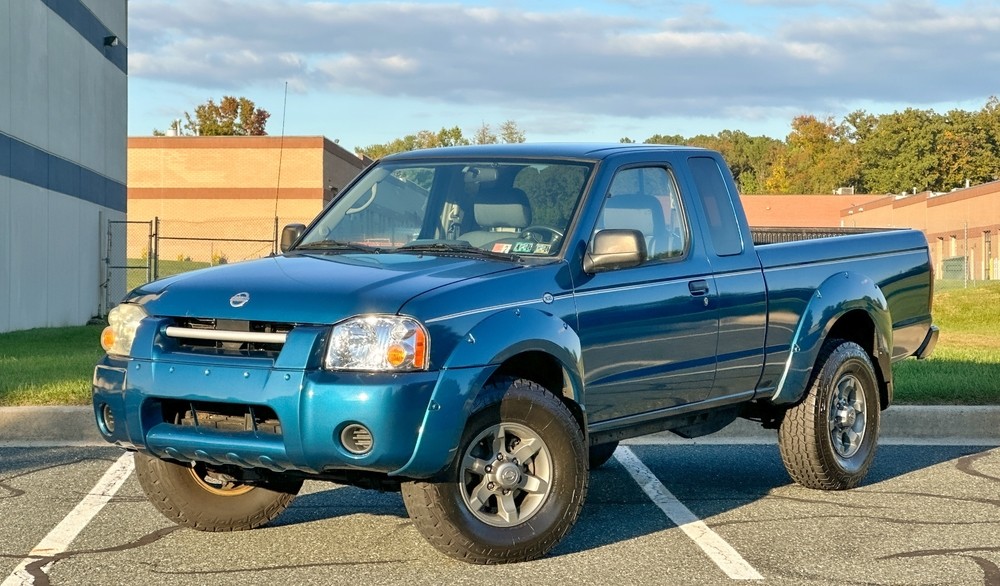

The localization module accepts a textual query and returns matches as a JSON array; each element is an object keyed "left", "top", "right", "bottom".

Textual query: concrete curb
[{"left": 0, "top": 405, "right": 998, "bottom": 445}]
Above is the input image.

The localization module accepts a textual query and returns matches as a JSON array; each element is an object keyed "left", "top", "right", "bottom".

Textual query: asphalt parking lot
[{"left": 2, "top": 439, "right": 998, "bottom": 586}]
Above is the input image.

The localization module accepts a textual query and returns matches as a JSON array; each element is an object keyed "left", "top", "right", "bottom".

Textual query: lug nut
[
  {"left": 485, "top": 465, "right": 493, "bottom": 473},
  {"left": 487, "top": 482, "right": 496, "bottom": 490}
]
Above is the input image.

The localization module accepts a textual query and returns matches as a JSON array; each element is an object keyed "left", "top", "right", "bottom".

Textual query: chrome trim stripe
[
  {"left": 761, "top": 248, "right": 921, "bottom": 271},
  {"left": 164, "top": 327, "right": 287, "bottom": 344},
  {"left": 425, "top": 299, "right": 547, "bottom": 324}
]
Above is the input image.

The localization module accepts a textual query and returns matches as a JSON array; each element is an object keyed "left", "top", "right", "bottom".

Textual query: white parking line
[
  {"left": 2, "top": 452, "right": 134, "bottom": 586},
  {"left": 615, "top": 446, "right": 764, "bottom": 581}
]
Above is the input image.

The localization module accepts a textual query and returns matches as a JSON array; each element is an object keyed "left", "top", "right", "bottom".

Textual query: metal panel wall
[{"left": 0, "top": 0, "right": 127, "bottom": 332}]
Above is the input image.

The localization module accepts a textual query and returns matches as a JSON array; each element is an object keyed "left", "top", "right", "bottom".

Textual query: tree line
[
  {"left": 355, "top": 121, "right": 527, "bottom": 160},
  {"left": 158, "top": 96, "right": 1000, "bottom": 195},
  {"left": 626, "top": 98, "right": 1000, "bottom": 195}
]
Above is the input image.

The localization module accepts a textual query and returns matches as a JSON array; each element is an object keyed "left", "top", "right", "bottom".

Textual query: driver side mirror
[
  {"left": 583, "top": 229, "right": 646, "bottom": 273},
  {"left": 280, "top": 224, "right": 306, "bottom": 252}
]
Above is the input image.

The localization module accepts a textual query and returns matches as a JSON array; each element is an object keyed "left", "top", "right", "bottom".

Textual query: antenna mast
[{"left": 272, "top": 81, "right": 289, "bottom": 252}]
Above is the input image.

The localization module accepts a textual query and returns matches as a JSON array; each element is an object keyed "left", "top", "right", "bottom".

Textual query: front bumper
[{"left": 92, "top": 353, "right": 490, "bottom": 479}]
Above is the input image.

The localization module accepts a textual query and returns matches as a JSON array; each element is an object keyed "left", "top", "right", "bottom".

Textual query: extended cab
[{"left": 93, "top": 144, "right": 938, "bottom": 563}]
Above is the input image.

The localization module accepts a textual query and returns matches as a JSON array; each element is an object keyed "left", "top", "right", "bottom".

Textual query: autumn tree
[
  {"left": 783, "top": 115, "right": 859, "bottom": 194},
  {"left": 154, "top": 96, "right": 270, "bottom": 136}
]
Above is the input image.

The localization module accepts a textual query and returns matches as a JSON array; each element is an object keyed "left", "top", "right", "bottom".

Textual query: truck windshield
[{"left": 295, "top": 159, "right": 594, "bottom": 258}]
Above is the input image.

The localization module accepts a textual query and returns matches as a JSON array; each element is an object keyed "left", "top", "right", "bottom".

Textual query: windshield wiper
[
  {"left": 293, "top": 239, "right": 379, "bottom": 253},
  {"left": 397, "top": 241, "right": 520, "bottom": 262}
]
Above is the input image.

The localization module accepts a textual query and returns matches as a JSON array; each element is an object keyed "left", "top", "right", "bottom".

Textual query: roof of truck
[{"left": 381, "top": 142, "right": 708, "bottom": 161}]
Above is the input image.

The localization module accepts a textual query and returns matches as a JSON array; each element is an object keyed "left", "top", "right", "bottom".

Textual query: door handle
[{"left": 688, "top": 279, "right": 710, "bottom": 296}]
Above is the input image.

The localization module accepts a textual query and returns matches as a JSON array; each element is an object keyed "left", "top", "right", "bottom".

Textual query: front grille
[
  {"left": 162, "top": 400, "right": 282, "bottom": 435},
  {"left": 165, "top": 318, "right": 295, "bottom": 357}
]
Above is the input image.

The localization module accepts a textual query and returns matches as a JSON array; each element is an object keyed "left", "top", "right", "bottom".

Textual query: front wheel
[
  {"left": 135, "top": 452, "right": 302, "bottom": 531},
  {"left": 401, "top": 377, "right": 588, "bottom": 564},
  {"left": 778, "top": 339, "right": 881, "bottom": 490}
]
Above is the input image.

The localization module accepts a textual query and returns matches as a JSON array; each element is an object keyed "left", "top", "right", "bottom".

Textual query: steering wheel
[{"left": 521, "top": 225, "right": 564, "bottom": 244}]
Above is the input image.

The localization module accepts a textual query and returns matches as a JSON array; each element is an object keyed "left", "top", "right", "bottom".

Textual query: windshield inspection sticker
[
  {"left": 534, "top": 244, "right": 551, "bottom": 254},
  {"left": 492, "top": 243, "right": 513, "bottom": 253},
  {"left": 512, "top": 242, "right": 536, "bottom": 253}
]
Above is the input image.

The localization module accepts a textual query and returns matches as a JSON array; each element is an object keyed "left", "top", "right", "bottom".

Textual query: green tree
[
  {"left": 641, "top": 130, "right": 782, "bottom": 194},
  {"left": 356, "top": 121, "right": 526, "bottom": 159},
  {"left": 498, "top": 120, "right": 526, "bottom": 144},
  {"left": 857, "top": 108, "right": 941, "bottom": 194}
]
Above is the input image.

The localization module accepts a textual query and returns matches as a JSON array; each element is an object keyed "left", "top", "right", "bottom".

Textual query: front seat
[{"left": 460, "top": 188, "right": 532, "bottom": 248}]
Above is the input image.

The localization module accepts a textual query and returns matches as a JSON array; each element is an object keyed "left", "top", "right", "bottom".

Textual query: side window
[
  {"left": 594, "top": 166, "right": 689, "bottom": 262},
  {"left": 689, "top": 156, "right": 743, "bottom": 256}
]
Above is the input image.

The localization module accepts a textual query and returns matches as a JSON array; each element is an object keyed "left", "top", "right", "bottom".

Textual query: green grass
[
  {"left": 127, "top": 258, "right": 211, "bottom": 290},
  {"left": 892, "top": 281, "right": 1000, "bottom": 404},
  {"left": 0, "top": 325, "right": 106, "bottom": 406},
  {"left": 1, "top": 283, "right": 998, "bottom": 406}
]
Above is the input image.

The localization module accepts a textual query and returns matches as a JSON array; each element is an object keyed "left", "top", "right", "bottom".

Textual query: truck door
[
  {"left": 684, "top": 156, "right": 767, "bottom": 401},
  {"left": 576, "top": 165, "right": 719, "bottom": 424}
]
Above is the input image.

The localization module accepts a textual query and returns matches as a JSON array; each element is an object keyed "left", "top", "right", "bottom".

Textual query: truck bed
[{"left": 751, "top": 226, "right": 894, "bottom": 246}]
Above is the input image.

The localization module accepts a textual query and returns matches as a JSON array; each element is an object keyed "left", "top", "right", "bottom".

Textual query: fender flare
[
  {"left": 391, "top": 308, "right": 585, "bottom": 477},
  {"left": 443, "top": 307, "right": 584, "bottom": 397},
  {"left": 770, "top": 271, "right": 892, "bottom": 405}
]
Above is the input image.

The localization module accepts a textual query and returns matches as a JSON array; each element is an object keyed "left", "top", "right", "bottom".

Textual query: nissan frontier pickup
[{"left": 93, "top": 143, "right": 938, "bottom": 563}]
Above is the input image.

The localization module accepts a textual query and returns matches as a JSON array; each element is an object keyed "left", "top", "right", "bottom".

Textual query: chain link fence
[
  {"left": 104, "top": 220, "right": 153, "bottom": 311},
  {"left": 150, "top": 217, "right": 280, "bottom": 280},
  {"left": 103, "top": 216, "right": 293, "bottom": 313}
]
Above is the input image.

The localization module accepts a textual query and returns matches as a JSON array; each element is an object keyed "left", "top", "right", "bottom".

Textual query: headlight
[
  {"left": 325, "top": 315, "right": 429, "bottom": 371},
  {"left": 100, "top": 303, "right": 148, "bottom": 357}
]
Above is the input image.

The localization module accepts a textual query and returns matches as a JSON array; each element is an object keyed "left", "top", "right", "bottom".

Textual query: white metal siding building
[{"left": 0, "top": 0, "right": 127, "bottom": 333}]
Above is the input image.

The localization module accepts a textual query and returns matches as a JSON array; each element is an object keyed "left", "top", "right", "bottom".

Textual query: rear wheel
[
  {"left": 135, "top": 452, "right": 302, "bottom": 531},
  {"left": 401, "top": 377, "right": 588, "bottom": 564},
  {"left": 778, "top": 339, "right": 880, "bottom": 490}
]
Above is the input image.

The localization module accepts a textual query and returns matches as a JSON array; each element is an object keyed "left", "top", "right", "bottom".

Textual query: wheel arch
[
  {"left": 770, "top": 271, "right": 892, "bottom": 407},
  {"left": 392, "top": 308, "right": 585, "bottom": 478},
  {"left": 489, "top": 350, "right": 587, "bottom": 436}
]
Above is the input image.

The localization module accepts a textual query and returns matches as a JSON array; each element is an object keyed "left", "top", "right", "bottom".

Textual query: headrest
[
  {"left": 474, "top": 188, "right": 532, "bottom": 229},
  {"left": 601, "top": 193, "right": 664, "bottom": 234}
]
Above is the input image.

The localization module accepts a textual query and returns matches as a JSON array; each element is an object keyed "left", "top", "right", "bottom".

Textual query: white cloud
[{"left": 128, "top": 0, "right": 1000, "bottom": 124}]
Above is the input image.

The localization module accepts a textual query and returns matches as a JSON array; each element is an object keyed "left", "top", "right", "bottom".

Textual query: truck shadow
[
  {"left": 271, "top": 443, "right": 996, "bottom": 558},
  {"left": 551, "top": 443, "right": 996, "bottom": 558}
]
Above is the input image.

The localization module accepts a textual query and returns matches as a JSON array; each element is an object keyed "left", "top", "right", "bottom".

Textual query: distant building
[
  {"left": 0, "top": 1, "right": 127, "bottom": 333},
  {"left": 741, "top": 194, "right": 879, "bottom": 228},
  {"left": 842, "top": 182, "right": 1000, "bottom": 280},
  {"left": 127, "top": 136, "right": 368, "bottom": 265}
]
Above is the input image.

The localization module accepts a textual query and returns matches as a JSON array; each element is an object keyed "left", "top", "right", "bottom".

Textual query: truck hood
[{"left": 125, "top": 253, "right": 517, "bottom": 324}]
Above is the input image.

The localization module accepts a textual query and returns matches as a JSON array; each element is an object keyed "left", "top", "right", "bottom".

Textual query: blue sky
[{"left": 128, "top": 0, "right": 999, "bottom": 151}]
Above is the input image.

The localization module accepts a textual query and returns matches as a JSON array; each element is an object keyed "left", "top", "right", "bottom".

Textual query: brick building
[
  {"left": 741, "top": 194, "right": 878, "bottom": 227},
  {"left": 125, "top": 137, "right": 999, "bottom": 283},
  {"left": 127, "top": 136, "right": 368, "bottom": 264},
  {"left": 841, "top": 181, "right": 1000, "bottom": 281}
]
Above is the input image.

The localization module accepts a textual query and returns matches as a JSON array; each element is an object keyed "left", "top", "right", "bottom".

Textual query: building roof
[{"left": 741, "top": 194, "right": 882, "bottom": 227}]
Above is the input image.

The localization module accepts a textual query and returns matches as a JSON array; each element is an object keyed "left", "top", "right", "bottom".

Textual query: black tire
[
  {"left": 134, "top": 452, "right": 302, "bottom": 531},
  {"left": 588, "top": 441, "right": 619, "bottom": 469},
  {"left": 400, "top": 377, "right": 588, "bottom": 564},
  {"left": 778, "top": 339, "right": 881, "bottom": 490}
]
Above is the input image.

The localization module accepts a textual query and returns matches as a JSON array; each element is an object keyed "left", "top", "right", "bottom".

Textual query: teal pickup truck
[{"left": 93, "top": 144, "right": 937, "bottom": 563}]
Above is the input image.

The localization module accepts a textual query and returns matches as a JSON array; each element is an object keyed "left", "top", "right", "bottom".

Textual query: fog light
[
  {"left": 100, "top": 403, "right": 116, "bottom": 435},
  {"left": 340, "top": 423, "right": 373, "bottom": 455}
]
